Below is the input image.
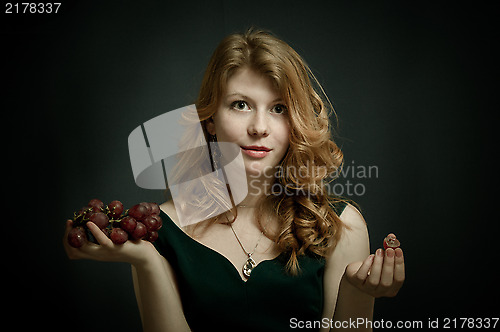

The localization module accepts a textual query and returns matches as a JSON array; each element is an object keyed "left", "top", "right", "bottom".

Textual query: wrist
[
  {"left": 130, "top": 245, "right": 162, "bottom": 270},
  {"left": 127, "top": 241, "right": 160, "bottom": 268},
  {"left": 340, "top": 272, "right": 369, "bottom": 296}
]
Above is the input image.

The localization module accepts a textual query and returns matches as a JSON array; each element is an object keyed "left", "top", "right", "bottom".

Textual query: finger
[
  {"left": 345, "top": 261, "right": 362, "bottom": 283},
  {"left": 393, "top": 248, "right": 405, "bottom": 286},
  {"left": 355, "top": 254, "right": 375, "bottom": 282},
  {"left": 380, "top": 248, "right": 395, "bottom": 288},
  {"left": 86, "top": 222, "right": 113, "bottom": 246},
  {"left": 345, "top": 255, "right": 375, "bottom": 287},
  {"left": 366, "top": 249, "right": 384, "bottom": 288}
]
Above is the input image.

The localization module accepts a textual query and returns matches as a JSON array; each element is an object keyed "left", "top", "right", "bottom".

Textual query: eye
[
  {"left": 230, "top": 100, "right": 251, "bottom": 112},
  {"left": 271, "top": 104, "right": 287, "bottom": 114}
]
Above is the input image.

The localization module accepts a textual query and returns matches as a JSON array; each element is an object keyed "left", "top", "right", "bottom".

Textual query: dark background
[{"left": 4, "top": 0, "right": 496, "bottom": 330}]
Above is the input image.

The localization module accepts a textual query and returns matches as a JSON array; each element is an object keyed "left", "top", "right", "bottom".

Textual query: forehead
[{"left": 225, "top": 68, "right": 282, "bottom": 103}]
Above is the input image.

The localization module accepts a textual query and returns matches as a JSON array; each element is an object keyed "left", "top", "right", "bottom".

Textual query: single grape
[
  {"left": 150, "top": 202, "right": 160, "bottom": 216},
  {"left": 110, "top": 228, "right": 128, "bottom": 244},
  {"left": 383, "top": 234, "right": 400, "bottom": 250},
  {"left": 145, "top": 231, "right": 158, "bottom": 242},
  {"left": 120, "top": 216, "right": 137, "bottom": 234},
  {"left": 143, "top": 215, "right": 162, "bottom": 232},
  {"left": 131, "top": 222, "right": 147, "bottom": 240},
  {"left": 128, "top": 204, "right": 148, "bottom": 221},
  {"left": 139, "top": 202, "right": 152, "bottom": 216},
  {"left": 88, "top": 212, "right": 109, "bottom": 229},
  {"left": 88, "top": 198, "right": 104, "bottom": 212},
  {"left": 68, "top": 227, "right": 87, "bottom": 248},
  {"left": 154, "top": 215, "right": 162, "bottom": 230},
  {"left": 107, "top": 200, "right": 124, "bottom": 218}
]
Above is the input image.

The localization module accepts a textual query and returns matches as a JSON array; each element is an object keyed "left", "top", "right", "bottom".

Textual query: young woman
[{"left": 64, "top": 29, "right": 405, "bottom": 332}]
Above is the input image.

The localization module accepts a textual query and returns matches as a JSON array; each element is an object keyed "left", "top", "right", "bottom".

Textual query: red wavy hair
[{"left": 192, "top": 28, "right": 346, "bottom": 274}]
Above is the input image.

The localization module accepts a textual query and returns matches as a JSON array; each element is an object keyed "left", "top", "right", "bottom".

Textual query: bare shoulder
[
  {"left": 329, "top": 203, "right": 370, "bottom": 264},
  {"left": 159, "top": 200, "right": 180, "bottom": 226},
  {"left": 339, "top": 203, "right": 366, "bottom": 230}
]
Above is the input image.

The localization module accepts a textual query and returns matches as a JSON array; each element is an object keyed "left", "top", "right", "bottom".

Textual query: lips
[
  {"left": 241, "top": 145, "right": 271, "bottom": 152},
  {"left": 241, "top": 145, "right": 272, "bottom": 158}
]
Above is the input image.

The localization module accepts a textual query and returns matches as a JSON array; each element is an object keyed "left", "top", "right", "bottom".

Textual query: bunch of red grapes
[{"left": 67, "top": 199, "right": 162, "bottom": 248}]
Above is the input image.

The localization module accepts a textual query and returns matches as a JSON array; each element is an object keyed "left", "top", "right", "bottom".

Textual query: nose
[{"left": 247, "top": 111, "right": 270, "bottom": 137}]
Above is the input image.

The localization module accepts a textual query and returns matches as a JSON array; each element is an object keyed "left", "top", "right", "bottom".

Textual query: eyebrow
[{"left": 226, "top": 92, "right": 284, "bottom": 105}]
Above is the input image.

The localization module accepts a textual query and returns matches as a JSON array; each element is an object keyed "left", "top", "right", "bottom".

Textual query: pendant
[{"left": 242, "top": 256, "right": 256, "bottom": 279}]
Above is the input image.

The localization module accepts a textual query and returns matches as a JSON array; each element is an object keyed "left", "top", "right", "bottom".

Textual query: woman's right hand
[{"left": 63, "top": 219, "right": 159, "bottom": 268}]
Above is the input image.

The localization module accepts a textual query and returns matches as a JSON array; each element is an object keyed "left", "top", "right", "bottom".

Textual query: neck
[{"left": 240, "top": 170, "right": 275, "bottom": 207}]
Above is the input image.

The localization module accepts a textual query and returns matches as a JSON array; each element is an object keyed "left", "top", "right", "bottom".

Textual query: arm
[
  {"left": 64, "top": 220, "right": 191, "bottom": 332},
  {"left": 332, "top": 266, "right": 375, "bottom": 331},
  {"left": 321, "top": 204, "right": 373, "bottom": 331},
  {"left": 131, "top": 253, "right": 190, "bottom": 332},
  {"left": 321, "top": 205, "right": 405, "bottom": 331}
]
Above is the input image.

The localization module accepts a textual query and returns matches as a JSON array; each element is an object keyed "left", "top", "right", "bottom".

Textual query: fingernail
[
  {"left": 376, "top": 249, "right": 383, "bottom": 257},
  {"left": 386, "top": 248, "right": 394, "bottom": 258},
  {"left": 395, "top": 248, "right": 403, "bottom": 258}
]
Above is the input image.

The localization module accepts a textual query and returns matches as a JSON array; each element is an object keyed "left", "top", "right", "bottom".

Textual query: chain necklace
[
  {"left": 229, "top": 205, "right": 264, "bottom": 279},
  {"left": 230, "top": 224, "right": 264, "bottom": 279}
]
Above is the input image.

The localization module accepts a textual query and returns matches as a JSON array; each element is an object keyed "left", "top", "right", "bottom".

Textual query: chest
[
  {"left": 191, "top": 222, "right": 281, "bottom": 281},
  {"left": 170, "top": 235, "right": 327, "bottom": 332},
  {"left": 159, "top": 210, "right": 328, "bottom": 331}
]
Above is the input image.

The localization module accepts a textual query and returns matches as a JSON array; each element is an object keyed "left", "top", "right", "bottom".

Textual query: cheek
[
  {"left": 217, "top": 125, "right": 242, "bottom": 143},
  {"left": 214, "top": 115, "right": 242, "bottom": 142},
  {"left": 276, "top": 122, "right": 291, "bottom": 152}
]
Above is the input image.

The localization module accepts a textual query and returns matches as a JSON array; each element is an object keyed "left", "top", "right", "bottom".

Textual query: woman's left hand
[
  {"left": 63, "top": 220, "right": 158, "bottom": 268},
  {"left": 344, "top": 235, "right": 405, "bottom": 298}
]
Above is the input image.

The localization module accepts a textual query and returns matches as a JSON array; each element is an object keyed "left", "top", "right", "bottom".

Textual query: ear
[{"left": 205, "top": 116, "right": 216, "bottom": 136}]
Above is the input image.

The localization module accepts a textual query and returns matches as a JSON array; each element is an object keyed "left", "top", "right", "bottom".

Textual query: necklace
[{"left": 230, "top": 224, "right": 264, "bottom": 279}]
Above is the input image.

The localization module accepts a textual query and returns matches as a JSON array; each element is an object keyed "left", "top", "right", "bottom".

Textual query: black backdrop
[{"left": 4, "top": 1, "right": 496, "bottom": 330}]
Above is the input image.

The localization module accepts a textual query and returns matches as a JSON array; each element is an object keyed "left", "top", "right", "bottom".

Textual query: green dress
[{"left": 154, "top": 201, "right": 347, "bottom": 331}]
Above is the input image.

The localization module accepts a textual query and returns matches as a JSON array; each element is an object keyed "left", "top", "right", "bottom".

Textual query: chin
[{"left": 244, "top": 160, "right": 276, "bottom": 179}]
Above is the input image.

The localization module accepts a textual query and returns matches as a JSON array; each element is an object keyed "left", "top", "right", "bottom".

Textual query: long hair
[{"left": 179, "top": 28, "right": 346, "bottom": 274}]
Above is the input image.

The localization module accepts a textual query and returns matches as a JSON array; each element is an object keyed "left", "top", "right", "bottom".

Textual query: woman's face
[{"left": 207, "top": 67, "right": 290, "bottom": 179}]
